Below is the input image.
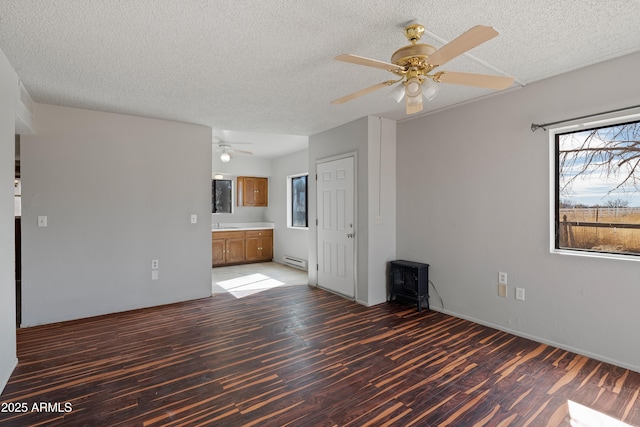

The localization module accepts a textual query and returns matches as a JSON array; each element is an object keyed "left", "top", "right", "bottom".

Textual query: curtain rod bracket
[{"left": 531, "top": 123, "right": 545, "bottom": 132}]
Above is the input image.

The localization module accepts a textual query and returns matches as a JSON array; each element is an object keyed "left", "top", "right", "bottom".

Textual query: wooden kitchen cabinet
[
  {"left": 245, "top": 229, "right": 273, "bottom": 262},
  {"left": 237, "top": 176, "right": 268, "bottom": 207},
  {"left": 212, "top": 238, "right": 226, "bottom": 265},
  {"left": 212, "top": 231, "right": 246, "bottom": 266},
  {"left": 212, "top": 229, "right": 273, "bottom": 266}
]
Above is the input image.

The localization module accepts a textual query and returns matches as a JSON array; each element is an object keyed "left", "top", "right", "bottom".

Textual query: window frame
[
  {"left": 287, "top": 173, "right": 308, "bottom": 230},
  {"left": 549, "top": 110, "right": 640, "bottom": 261},
  {"left": 212, "top": 179, "right": 233, "bottom": 214}
]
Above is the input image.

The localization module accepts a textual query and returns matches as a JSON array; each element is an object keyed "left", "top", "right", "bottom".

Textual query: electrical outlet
[
  {"left": 151, "top": 259, "right": 159, "bottom": 270},
  {"left": 516, "top": 288, "right": 525, "bottom": 301},
  {"left": 375, "top": 216, "right": 383, "bottom": 224},
  {"left": 498, "top": 284, "right": 507, "bottom": 298},
  {"left": 499, "top": 272, "right": 508, "bottom": 285}
]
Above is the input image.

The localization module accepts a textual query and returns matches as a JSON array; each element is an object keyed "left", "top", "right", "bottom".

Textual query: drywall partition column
[
  {"left": 265, "top": 149, "right": 309, "bottom": 266},
  {"left": 20, "top": 104, "right": 212, "bottom": 326},
  {"left": 0, "top": 48, "right": 18, "bottom": 393},
  {"left": 367, "top": 117, "right": 396, "bottom": 306},
  {"left": 396, "top": 51, "right": 640, "bottom": 371}
]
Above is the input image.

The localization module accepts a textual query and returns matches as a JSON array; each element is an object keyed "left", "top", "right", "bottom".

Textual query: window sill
[
  {"left": 552, "top": 248, "right": 640, "bottom": 262},
  {"left": 288, "top": 226, "right": 309, "bottom": 231}
]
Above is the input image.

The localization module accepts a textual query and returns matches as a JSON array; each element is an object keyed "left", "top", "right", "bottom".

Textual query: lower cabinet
[
  {"left": 212, "top": 238, "right": 226, "bottom": 265},
  {"left": 245, "top": 229, "right": 273, "bottom": 262},
  {"left": 212, "top": 229, "right": 273, "bottom": 267}
]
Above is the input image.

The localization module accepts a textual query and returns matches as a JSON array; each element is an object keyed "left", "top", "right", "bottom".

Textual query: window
[
  {"left": 553, "top": 116, "right": 640, "bottom": 257},
  {"left": 212, "top": 179, "right": 232, "bottom": 213},
  {"left": 288, "top": 174, "right": 308, "bottom": 228}
]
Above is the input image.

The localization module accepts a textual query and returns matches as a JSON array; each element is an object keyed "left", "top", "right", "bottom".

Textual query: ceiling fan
[
  {"left": 331, "top": 23, "right": 515, "bottom": 114},
  {"left": 213, "top": 139, "right": 253, "bottom": 163}
]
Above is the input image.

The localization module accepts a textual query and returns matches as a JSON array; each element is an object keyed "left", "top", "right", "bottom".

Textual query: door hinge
[
  {"left": 316, "top": 264, "right": 319, "bottom": 271},
  {"left": 316, "top": 219, "right": 318, "bottom": 226},
  {"left": 315, "top": 174, "right": 318, "bottom": 180}
]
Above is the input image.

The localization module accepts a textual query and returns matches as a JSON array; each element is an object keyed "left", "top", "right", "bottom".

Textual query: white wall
[
  {"left": 397, "top": 51, "right": 640, "bottom": 371},
  {"left": 309, "top": 116, "right": 396, "bottom": 306},
  {"left": 20, "top": 104, "right": 213, "bottom": 326},
  {"left": 212, "top": 151, "right": 271, "bottom": 177},
  {"left": 265, "top": 149, "right": 309, "bottom": 265},
  {"left": 0, "top": 48, "right": 17, "bottom": 393}
]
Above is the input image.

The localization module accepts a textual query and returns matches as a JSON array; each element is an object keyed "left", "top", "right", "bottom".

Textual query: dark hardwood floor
[{"left": 1, "top": 284, "right": 639, "bottom": 426}]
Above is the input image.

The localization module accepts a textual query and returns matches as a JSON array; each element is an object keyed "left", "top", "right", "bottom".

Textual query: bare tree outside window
[
  {"left": 212, "top": 179, "right": 232, "bottom": 213},
  {"left": 291, "top": 176, "right": 307, "bottom": 227},
  {"left": 556, "top": 120, "right": 640, "bottom": 255}
]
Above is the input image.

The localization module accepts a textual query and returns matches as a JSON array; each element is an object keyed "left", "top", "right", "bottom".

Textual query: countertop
[{"left": 212, "top": 222, "right": 274, "bottom": 232}]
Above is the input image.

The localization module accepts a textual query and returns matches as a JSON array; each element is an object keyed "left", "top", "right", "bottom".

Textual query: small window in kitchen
[
  {"left": 212, "top": 179, "right": 232, "bottom": 213},
  {"left": 288, "top": 174, "right": 308, "bottom": 228}
]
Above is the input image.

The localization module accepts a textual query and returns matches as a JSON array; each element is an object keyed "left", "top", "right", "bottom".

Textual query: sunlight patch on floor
[
  {"left": 215, "top": 273, "right": 285, "bottom": 298},
  {"left": 568, "top": 400, "right": 632, "bottom": 427}
]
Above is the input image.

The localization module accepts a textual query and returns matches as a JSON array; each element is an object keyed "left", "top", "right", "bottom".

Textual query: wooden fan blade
[
  {"left": 335, "top": 54, "right": 405, "bottom": 72},
  {"left": 331, "top": 81, "right": 394, "bottom": 104},
  {"left": 427, "top": 25, "right": 499, "bottom": 67},
  {"left": 435, "top": 71, "right": 514, "bottom": 90}
]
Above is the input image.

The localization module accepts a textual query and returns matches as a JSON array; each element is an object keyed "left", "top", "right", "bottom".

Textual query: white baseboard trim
[{"left": 430, "top": 305, "right": 640, "bottom": 373}]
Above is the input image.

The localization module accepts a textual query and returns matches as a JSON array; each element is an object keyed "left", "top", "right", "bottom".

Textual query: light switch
[
  {"left": 191, "top": 214, "right": 198, "bottom": 224},
  {"left": 38, "top": 216, "right": 47, "bottom": 227}
]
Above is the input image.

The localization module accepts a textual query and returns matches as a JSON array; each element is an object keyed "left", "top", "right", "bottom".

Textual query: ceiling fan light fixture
[
  {"left": 405, "top": 78, "right": 422, "bottom": 98},
  {"left": 423, "top": 79, "right": 439, "bottom": 101},
  {"left": 220, "top": 151, "right": 231, "bottom": 163},
  {"left": 389, "top": 83, "right": 405, "bottom": 103},
  {"left": 406, "top": 95, "right": 423, "bottom": 114},
  {"left": 406, "top": 93, "right": 422, "bottom": 106}
]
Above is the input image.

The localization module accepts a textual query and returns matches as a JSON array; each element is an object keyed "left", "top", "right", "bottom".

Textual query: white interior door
[{"left": 316, "top": 156, "right": 355, "bottom": 298}]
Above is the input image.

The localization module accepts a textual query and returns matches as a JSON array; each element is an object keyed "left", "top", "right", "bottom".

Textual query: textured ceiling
[{"left": 1, "top": 0, "right": 640, "bottom": 155}]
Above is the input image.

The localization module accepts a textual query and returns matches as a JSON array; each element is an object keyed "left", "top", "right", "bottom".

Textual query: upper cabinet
[{"left": 237, "top": 176, "right": 268, "bottom": 207}]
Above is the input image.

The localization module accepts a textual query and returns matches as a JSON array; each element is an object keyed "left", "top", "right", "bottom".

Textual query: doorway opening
[{"left": 15, "top": 135, "right": 21, "bottom": 328}]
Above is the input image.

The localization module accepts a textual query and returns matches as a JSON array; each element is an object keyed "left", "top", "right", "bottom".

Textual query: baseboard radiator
[{"left": 283, "top": 255, "right": 307, "bottom": 271}]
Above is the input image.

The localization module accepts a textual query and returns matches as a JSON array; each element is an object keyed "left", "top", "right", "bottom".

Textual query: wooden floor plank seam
[{"left": 1, "top": 284, "right": 639, "bottom": 426}]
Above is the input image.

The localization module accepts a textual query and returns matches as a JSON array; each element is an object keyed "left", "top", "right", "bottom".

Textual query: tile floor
[{"left": 211, "top": 261, "right": 308, "bottom": 298}]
